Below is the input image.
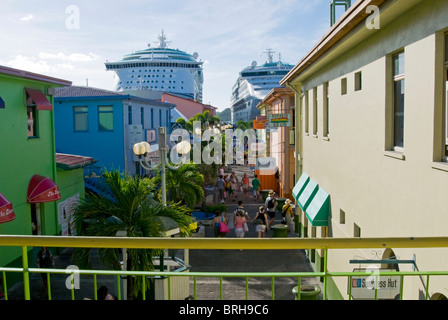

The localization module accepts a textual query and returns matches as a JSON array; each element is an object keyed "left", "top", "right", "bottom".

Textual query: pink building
[
  {"left": 161, "top": 92, "right": 216, "bottom": 121},
  {"left": 257, "top": 87, "right": 295, "bottom": 200}
]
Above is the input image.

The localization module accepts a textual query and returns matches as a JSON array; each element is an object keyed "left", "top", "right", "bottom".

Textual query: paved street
[
  {"left": 188, "top": 164, "right": 318, "bottom": 300},
  {"left": 5, "top": 165, "right": 319, "bottom": 301}
]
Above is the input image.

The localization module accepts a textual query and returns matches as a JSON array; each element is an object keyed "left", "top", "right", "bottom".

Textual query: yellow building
[{"left": 282, "top": 0, "right": 448, "bottom": 299}]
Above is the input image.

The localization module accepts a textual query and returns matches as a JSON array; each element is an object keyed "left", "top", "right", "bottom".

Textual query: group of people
[
  {"left": 212, "top": 190, "right": 295, "bottom": 239},
  {"left": 216, "top": 169, "right": 261, "bottom": 204}
]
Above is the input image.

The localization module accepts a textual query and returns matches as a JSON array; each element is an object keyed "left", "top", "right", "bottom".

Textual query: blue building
[{"left": 54, "top": 86, "right": 175, "bottom": 176}]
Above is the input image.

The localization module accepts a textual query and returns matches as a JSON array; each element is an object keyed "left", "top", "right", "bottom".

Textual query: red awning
[
  {"left": 0, "top": 192, "right": 15, "bottom": 224},
  {"left": 27, "top": 175, "right": 61, "bottom": 204},
  {"left": 25, "top": 88, "right": 52, "bottom": 111}
]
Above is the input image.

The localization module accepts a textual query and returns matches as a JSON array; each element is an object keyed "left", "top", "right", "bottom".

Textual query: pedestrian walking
[
  {"left": 213, "top": 211, "right": 228, "bottom": 238},
  {"left": 36, "top": 247, "right": 55, "bottom": 293},
  {"left": 282, "top": 199, "right": 295, "bottom": 233},
  {"left": 216, "top": 175, "right": 225, "bottom": 203},
  {"left": 233, "top": 200, "right": 250, "bottom": 223},
  {"left": 265, "top": 190, "right": 277, "bottom": 228},
  {"left": 241, "top": 173, "right": 249, "bottom": 198},
  {"left": 224, "top": 175, "right": 229, "bottom": 200},
  {"left": 234, "top": 209, "right": 248, "bottom": 242},
  {"left": 251, "top": 174, "right": 261, "bottom": 200},
  {"left": 218, "top": 166, "right": 225, "bottom": 177},
  {"left": 229, "top": 172, "right": 238, "bottom": 201},
  {"left": 252, "top": 206, "right": 268, "bottom": 238}
]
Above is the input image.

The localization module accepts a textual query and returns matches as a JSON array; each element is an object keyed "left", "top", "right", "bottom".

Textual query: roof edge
[
  {"left": 0, "top": 65, "right": 72, "bottom": 86},
  {"left": 280, "top": 0, "right": 388, "bottom": 86}
]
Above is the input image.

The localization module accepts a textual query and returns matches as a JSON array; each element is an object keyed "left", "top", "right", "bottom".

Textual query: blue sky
[{"left": 0, "top": 0, "right": 355, "bottom": 111}]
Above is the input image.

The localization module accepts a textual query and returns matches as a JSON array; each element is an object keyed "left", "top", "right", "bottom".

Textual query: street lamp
[
  {"left": 133, "top": 127, "right": 192, "bottom": 278},
  {"left": 133, "top": 127, "right": 191, "bottom": 206}
]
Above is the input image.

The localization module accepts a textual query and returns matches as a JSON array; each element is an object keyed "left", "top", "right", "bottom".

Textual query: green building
[{"left": 0, "top": 66, "right": 75, "bottom": 286}]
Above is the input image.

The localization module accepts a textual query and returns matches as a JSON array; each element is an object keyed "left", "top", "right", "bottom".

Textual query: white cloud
[
  {"left": 3, "top": 55, "right": 53, "bottom": 74},
  {"left": 38, "top": 52, "right": 100, "bottom": 62},
  {"left": 20, "top": 14, "right": 33, "bottom": 21}
]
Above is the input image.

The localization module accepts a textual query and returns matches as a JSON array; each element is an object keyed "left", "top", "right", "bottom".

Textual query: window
[
  {"left": 73, "top": 106, "right": 88, "bottom": 131},
  {"left": 393, "top": 52, "right": 405, "bottom": 149},
  {"left": 341, "top": 78, "right": 347, "bottom": 95},
  {"left": 313, "top": 87, "right": 318, "bottom": 136},
  {"left": 323, "top": 82, "right": 330, "bottom": 138},
  {"left": 98, "top": 106, "right": 114, "bottom": 131},
  {"left": 128, "top": 105, "right": 132, "bottom": 125},
  {"left": 354, "top": 223, "right": 361, "bottom": 238},
  {"left": 27, "top": 106, "right": 38, "bottom": 138},
  {"left": 339, "top": 209, "right": 346, "bottom": 224},
  {"left": 159, "top": 109, "right": 162, "bottom": 127},
  {"left": 304, "top": 91, "right": 309, "bottom": 134},
  {"left": 151, "top": 108, "right": 154, "bottom": 128},
  {"left": 141, "top": 107, "right": 145, "bottom": 127},
  {"left": 355, "top": 72, "right": 362, "bottom": 91},
  {"left": 444, "top": 34, "right": 448, "bottom": 160}
]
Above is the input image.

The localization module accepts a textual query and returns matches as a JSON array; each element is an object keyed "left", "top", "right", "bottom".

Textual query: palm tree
[
  {"left": 175, "top": 118, "right": 193, "bottom": 132},
  {"left": 71, "top": 170, "right": 193, "bottom": 299},
  {"left": 235, "top": 120, "right": 253, "bottom": 131},
  {"left": 151, "top": 164, "right": 205, "bottom": 208},
  {"left": 187, "top": 110, "right": 221, "bottom": 131}
]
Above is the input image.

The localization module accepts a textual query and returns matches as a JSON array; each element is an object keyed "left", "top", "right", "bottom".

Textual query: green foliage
[
  {"left": 151, "top": 163, "right": 205, "bottom": 208},
  {"left": 204, "top": 203, "right": 227, "bottom": 214},
  {"left": 235, "top": 120, "right": 253, "bottom": 130},
  {"left": 71, "top": 170, "right": 193, "bottom": 299},
  {"left": 176, "top": 110, "right": 221, "bottom": 133}
]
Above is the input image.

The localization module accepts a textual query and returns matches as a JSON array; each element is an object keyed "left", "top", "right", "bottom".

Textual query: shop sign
[
  {"left": 349, "top": 268, "right": 401, "bottom": 300},
  {"left": 253, "top": 119, "right": 267, "bottom": 129},
  {"left": 268, "top": 113, "right": 291, "bottom": 127}
]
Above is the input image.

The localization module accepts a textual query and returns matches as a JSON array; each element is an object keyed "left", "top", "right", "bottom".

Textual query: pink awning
[
  {"left": 25, "top": 88, "right": 52, "bottom": 111},
  {"left": 0, "top": 192, "right": 15, "bottom": 224},
  {"left": 27, "top": 175, "right": 61, "bottom": 204}
]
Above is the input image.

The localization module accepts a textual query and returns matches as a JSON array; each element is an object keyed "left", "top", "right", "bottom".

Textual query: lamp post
[
  {"left": 133, "top": 126, "right": 191, "bottom": 275},
  {"left": 133, "top": 126, "right": 191, "bottom": 206}
]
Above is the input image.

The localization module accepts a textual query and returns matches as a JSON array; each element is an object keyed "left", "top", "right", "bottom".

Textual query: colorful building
[
  {"left": 54, "top": 86, "right": 175, "bottom": 176},
  {"left": 0, "top": 65, "right": 71, "bottom": 279},
  {"left": 282, "top": 0, "right": 448, "bottom": 299},
  {"left": 161, "top": 92, "right": 217, "bottom": 122},
  {"left": 257, "top": 87, "right": 295, "bottom": 200}
]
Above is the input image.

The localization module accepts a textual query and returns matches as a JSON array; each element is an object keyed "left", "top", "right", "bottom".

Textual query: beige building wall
[{"left": 286, "top": 0, "right": 448, "bottom": 299}]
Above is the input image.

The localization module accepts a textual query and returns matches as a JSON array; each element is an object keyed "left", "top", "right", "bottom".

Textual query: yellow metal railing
[{"left": 1, "top": 235, "right": 448, "bottom": 300}]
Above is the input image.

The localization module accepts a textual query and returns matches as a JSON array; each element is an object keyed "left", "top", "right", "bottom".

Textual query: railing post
[
  {"left": 2, "top": 270, "right": 8, "bottom": 300},
  {"left": 21, "top": 246, "right": 30, "bottom": 300},
  {"left": 323, "top": 248, "right": 328, "bottom": 300}
]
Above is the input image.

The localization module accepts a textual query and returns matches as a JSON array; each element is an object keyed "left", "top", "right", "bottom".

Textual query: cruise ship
[
  {"left": 231, "top": 49, "right": 294, "bottom": 124},
  {"left": 105, "top": 30, "right": 204, "bottom": 102}
]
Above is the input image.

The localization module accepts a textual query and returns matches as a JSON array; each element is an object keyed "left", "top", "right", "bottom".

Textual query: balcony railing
[{"left": 1, "top": 235, "right": 448, "bottom": 300}]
